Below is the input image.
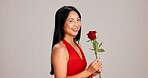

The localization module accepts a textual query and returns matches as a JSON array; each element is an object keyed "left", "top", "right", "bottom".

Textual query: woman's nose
[{"left": 74, "top": 21, "right": 78, "bottom": 27}]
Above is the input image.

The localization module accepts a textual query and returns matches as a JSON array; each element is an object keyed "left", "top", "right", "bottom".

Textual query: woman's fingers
[
  {"left": 92, "top": 58, "right": 99, "bottom": 65},
  {"left": 92, "top": 58, "right": 102, "bottom": 70},
  {"left": 93, "top": 58, "right": 101, "bottom": 66},
  {"left": 93, "top": 58, "right": 102, "bottom": 72},
  {"left": 98, "top": 62, "right": 102, "bottom": 72},
  {"left": 87, "top": 58, "right": 102, "bottom": 74}
]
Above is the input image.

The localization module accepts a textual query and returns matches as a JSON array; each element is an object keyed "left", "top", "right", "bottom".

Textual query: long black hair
[{"left": 50, "top": 6, "right": 82, "bottom": 75}]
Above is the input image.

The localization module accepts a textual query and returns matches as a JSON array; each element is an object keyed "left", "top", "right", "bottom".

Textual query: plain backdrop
[{"left": 0, "top": 0, "right": 148, "bottom": 78}]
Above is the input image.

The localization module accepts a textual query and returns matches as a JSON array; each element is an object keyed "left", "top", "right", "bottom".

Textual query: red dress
[{"left": 62, "top": 39, "right": 87, "bottom": 76}]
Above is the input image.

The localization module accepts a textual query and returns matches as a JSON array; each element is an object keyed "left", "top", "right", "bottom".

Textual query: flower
[
  {"left": 87, "top": 31, "right": 97, "bottom": 40},
  {"left": 87, "top": 31, "right": 105, "bottom": 58},
  {"left": 87, "top": 30, "right": 105, "bottom": 78}
]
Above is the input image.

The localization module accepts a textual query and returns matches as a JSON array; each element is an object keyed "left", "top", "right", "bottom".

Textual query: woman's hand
[
  {"left": 92, "top": 62, "right": 102, "bottom": 76},
  {"left": 86, "top": 58, "right": 102, "bottom": 75},
  {"left": 92, "top": 70, "right": 101, "bottom": 76}
]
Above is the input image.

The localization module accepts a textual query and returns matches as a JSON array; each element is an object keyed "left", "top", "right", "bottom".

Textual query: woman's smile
[{"left": 71, "top": 28, "right": 79, "bottom": 32}]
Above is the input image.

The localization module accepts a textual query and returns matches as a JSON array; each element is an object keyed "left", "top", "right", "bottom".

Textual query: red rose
[{"left": 87, "top": 31, "right": 97, "bottom": 40}]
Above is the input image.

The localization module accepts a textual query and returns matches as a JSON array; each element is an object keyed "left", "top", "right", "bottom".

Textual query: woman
[{"left": 50, "top": 6, "right": 102, "bottom": 78}]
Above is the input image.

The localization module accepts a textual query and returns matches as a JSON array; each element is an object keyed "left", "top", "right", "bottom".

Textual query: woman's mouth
[{"left": 72, "top": 28, "right": 78, "bottom": 32}]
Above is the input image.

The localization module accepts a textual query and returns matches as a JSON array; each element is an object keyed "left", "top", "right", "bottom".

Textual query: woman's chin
[{"left": 73, "top": 32, "right": 78, "bottom": 36}]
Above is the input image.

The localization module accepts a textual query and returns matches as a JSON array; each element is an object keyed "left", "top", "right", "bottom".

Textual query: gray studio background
[{"left": 0, "top": 0, "right": 148, "bottom": 78}]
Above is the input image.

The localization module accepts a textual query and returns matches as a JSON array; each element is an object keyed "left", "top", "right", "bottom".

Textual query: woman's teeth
[{"left": 73, "top": 28, "right": 78, "bottom": 31}]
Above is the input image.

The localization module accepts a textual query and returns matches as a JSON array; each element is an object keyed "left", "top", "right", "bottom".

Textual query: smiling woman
[
  {"left": 64, "top": 11, "right": 81, "bottom": 38},
  {"left": 50, "top": 6, "right": 102, "bottom": 78}
]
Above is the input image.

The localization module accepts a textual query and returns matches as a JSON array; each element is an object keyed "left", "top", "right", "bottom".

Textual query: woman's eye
[{"left": 69, "top": 20, "right": 74, "bottom": 22}]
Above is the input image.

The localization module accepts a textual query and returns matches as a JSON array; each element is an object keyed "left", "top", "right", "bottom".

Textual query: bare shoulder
[
  {"left": 51, "top": 41, "right": 67, "bottom": 59},
  {"left": 52, "top": 42, "right": 65, "bottom": 51}
]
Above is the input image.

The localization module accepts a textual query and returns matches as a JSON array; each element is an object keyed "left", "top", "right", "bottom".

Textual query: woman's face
[{"left": 64, "top": 11, "right": 81, "bottom": 37}]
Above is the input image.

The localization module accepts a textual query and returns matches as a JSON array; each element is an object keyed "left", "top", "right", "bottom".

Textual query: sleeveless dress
[{"left": 62, "top": 39, "right": 87, "bottom": 76}]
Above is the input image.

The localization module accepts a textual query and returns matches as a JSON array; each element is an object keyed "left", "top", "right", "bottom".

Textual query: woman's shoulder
[
  {"left": 52, "top": 41, "right": 69, "bottom": 58},
  {"left": 52, "top": 41, "right": 66, "bottom": 52}
]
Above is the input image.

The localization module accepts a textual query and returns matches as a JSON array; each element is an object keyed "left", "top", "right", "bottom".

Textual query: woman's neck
[{"left": 64, "top": 35, "right": 75, "bottom": 44}]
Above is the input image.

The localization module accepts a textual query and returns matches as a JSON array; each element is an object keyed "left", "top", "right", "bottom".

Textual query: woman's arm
[
  {"left": 51, "top": 43, "right": 68, "bottom": 78},
  {"left": 51, "top": 43, "right": 101, "bottom": 78}
]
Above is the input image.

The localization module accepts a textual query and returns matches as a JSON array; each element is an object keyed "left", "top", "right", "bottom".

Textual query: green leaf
[
  {"left": 97, "top": 48, "right": 105, "bottom": 52},
  {"left": 86, "top": 40, "right": 91, "bottom": 42},
  {"left": 99, "top": 42, "right": 103, "bottom": 48},
  {"left": 93, "top": 40, "right": 98, "bottom": 51},
  {"left": 89, "top": 48, "right": 94, "bottom": 51},
  {"left": 92, "top": 41, "right": 96, "bottom": 50}
]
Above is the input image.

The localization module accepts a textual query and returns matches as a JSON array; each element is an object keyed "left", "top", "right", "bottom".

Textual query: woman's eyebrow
[
  {"left": 67, "top": 18, "right": 74, "bottom": 21},
  {"left": 67, "top": 17, "right": 80, "bottom": 21}
]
